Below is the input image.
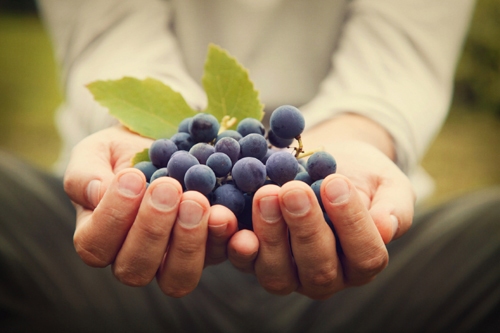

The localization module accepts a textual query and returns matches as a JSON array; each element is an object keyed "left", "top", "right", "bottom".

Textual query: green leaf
[
  {"left": 87, "top": 77, "right": 197, "bottom": 139},
  {"left": 131, "top": 148, "right": 150, "bottom": 166},
  {"left": 202, "top": 44, "right": 264, "bottom": 126}
]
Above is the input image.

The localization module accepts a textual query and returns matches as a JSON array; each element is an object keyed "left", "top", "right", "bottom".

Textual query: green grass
[
  {"left": 0, "top": 13, "right": 62, "bottom": 170},
  {"left": 0, "top": 11, "right": 499, "bottom": 206},
  {"left": 422, "top": 108, "right": 500, "bottom": 205}
]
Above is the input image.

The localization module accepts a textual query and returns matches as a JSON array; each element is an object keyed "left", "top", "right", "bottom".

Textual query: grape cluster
[{"left": 134, "top": 105, "right": 337, "bottom": 230}]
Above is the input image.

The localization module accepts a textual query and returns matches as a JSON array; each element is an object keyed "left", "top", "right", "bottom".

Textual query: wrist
[{"left": 302, "top": 113, "right": 396, "bottom": 161}]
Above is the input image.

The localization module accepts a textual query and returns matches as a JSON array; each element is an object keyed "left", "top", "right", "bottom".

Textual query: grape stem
[
  {"left": 294, "top": 135, "right": 304, "bottom": 158},
  {"left": 296, "top": 147, "right": 324, "bottom": 159},
  {"left": 219, "top": 116, "right": 238, "bottom": 134},
  {"left": 293, "top": 135, "right": 324, "bottom": 159}
]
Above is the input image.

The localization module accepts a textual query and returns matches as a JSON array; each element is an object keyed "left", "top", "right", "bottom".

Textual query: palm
[{"left": 321, "top": 140, "right": 414, "bottom": 243}]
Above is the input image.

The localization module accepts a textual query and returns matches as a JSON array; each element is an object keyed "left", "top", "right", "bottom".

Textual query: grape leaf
[
  {"left": 131, "top": 148, "right": 150, "bottom": 165},
  {"left": 87, "top": 77, "right": 197, "bottom": 139},
  {"left": 202, "top": 44, "right": 264, "bottom": 126}
]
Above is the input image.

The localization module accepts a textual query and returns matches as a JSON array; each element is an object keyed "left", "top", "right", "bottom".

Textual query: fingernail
[
  {"left": 86, "top": 179, "right": 101, "bottom": 208},
  {"left": 208, "top": 223, "right": 227, "bottom": 237},
  {"left": 178, "top": 200, "right": 204, "bottom": 228},
  {"left": 390, "top": 215, "right": 399, "bottom": 237},
  {"left": 150, "top": 183, "right": 179, "bottom": 210},
  {"left": 325, "top": 178, "right": 350, "bottom": 204},
  {"left": 259, "top": 196, "right": 281, "bottom": 223},
  {"left": 282, "top": 189, "right": 311, "bottom": 216},
  {"left": 118, "top": 171, "right": 144, "bottom": 196}
]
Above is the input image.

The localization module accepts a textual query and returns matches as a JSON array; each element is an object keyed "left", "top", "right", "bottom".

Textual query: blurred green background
[{"left": 0, "top": 1, "right": 499, "bottom": 206}]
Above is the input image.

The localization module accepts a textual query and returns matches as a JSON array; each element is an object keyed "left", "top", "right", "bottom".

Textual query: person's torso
[{"left": 171, "top": 0, "right": 348, "bottom": 110}]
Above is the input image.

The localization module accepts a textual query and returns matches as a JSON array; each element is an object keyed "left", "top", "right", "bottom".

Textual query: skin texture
[
  {"left": 65, "top": 113, "right": 415, "bottom": 299},
  {"left": 65, "top": 126, "right": 239, "bottom": 297}
]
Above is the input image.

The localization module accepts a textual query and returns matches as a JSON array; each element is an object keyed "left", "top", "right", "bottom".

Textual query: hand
[
  {"left": 228, "top": 139, "right": 415, "bottom": 300},
  {"left": 64, "top": 126, "right": 238, "bottom": 297}
]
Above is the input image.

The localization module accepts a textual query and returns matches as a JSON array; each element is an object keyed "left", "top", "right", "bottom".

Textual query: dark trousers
[{"left": 1, "top": 151, "right": 499, "bottom": 332}]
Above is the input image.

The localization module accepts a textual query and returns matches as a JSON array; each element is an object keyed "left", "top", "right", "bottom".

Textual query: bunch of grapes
[{"left": 134, "top": 105, "right": 337, "bottom": 230}]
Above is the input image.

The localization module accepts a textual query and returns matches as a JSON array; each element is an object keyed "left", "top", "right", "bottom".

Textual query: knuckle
[
  {"left": 353, "top": 249, "right": 389, "bottom": 278},
  {"left": 113, "top": 266, "right": 152, "bottom": 287},
  {"left": 135, "top": 221, "right": 171, "bottom": 242},
  {"left": 341, "top": 209, "right": 367, "bottom": 233},
  {"left": 176, "top": 241, "right": 202, "bottom": 258},
  {"left": 229, "top": 256, "right": 255, "bottom": 274},
  {"left": 73, "top": 234, "right": 110, "bottom": 268},
  {"left": 292, "top": 224, "right": 323, "bottom": 245},
  {"left": 258, "top": 233, "right": 283, "bottom": 247},
  {"left": 97, "top": 206, "right": 134, "bottom": 233},
  {"left": 307, "top": 266, "right": 338, "bottom": 290},
  {"left": 63, "top": 174, "right": 79, "bottom": 201},
  {"left": 100, "top": 205, "right": 125, "bottom": 224},
  {"left": 161, "top": 285, "right": 193, "bottom": 298},
  {"left": 308, "top": 291, "right": 336, "bottom": 301},
  {"left": 230, "top": 249, "right": 256, "bottom": 265},
  {"left": 205, "top": 252, "right": 227, "bottom": 266},
  {"left": 399, "top": 211, "right": 414, "bottom": 236},
  {"left": 260, "top": 277, "right": 295, "bottom": 295}
]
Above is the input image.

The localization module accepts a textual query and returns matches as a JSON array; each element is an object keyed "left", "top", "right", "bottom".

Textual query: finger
[
  {"left": 228, "top": 229, "right": 259, "bottom": 274},
  {"left": 253, "top": 185, "right": 298, "bottom": 295},
  {"left": 112, "top": 177, "right": 182, "bottom": 286},
  {"left": 279, "top": 181, "right": 340, "bottom": 300},
  {"left": 157, "top": 191, "right": 210, "bottom": 298},
  {"left": 64, "top": 127, "right": 152, "bottom": 210},
  {"left": 73, "top": 168, "right": 146, "bottom": 267},
  {"left": 368, "top": 174, "right": 415, "bottom": 243},
  {"left": 204, "top": 204, "right": 239, "bottom": 267},
  {"left": 321, "top": 174, "right": 388, "bottom": 286},
  {"left": 64, "top": 134, "right": 115, "bottom": 210}
]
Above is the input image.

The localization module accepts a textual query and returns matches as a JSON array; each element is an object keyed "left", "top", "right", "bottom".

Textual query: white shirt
[{"left": 38, "top": 0, "right": 475, "bottom": 200}]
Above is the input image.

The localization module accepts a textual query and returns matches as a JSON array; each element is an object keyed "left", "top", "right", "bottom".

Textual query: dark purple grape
[
  {"left": 149, "top": 138, "right": 178, "bottom": 168},
  {"left": 189, "top": 142, "right": 215, "bottom": 164},
  {"left": 138, "top": 112, "right": 339, "bottom": 227},
  {"left": 133, "top": 161, "right": 157, "bottom": 182},
  {"left": 311, "top": 179, "right": 324, "bottom": 210},
  {"left": 298, "top": 158, "right": 307, "bottom": 169},
  {"left": 270, "top": 105, "right": 305, "bottom": 139},
  {"left": 206, "top": 152, "right": 232, "bottom": 177},
  {"left": 295, "top": 171, "right": 313, "bottom": 185},
  {"left": 260, "top": 149, "right": 275, "bottom": 164},
  {"left": 150, "top": 167, "right": 169, "bottom": 183},
  {"left": 265, "top": 151, "right": 299, "bottom": 186},
  {"left": 232, "top": 157, "right": 267, "bottom": 193},
  {"left": 306, "top": 151, "right": 337, "bottom": 181},
  {"left": 170, "top": 132, "right": 194, "bottom": 151},
  {"left": 189, "top": 113, "right": 220, "bottom": 143},
  {"left": 216, "top": 130, "right": 242, "bottom": 142},
  {"left": 184, "top": 165, "right": 216, "bottom": 195},
  {"left": 237, "top": 193, "right": 254, "bottom": 230},
  {"left": 237, "top": 118, "right": 265, "bottom": 137},
  {"left": 178, "top": 117, "right": 192, "bottom": 133},
  {"left": 214, "top": 137, "right": 240, "bottom": 165},
  {"left": 268, "top": 129, "right": 294, "bottom": 148},
  {"left": 239, "top": 133, "right": 268, "bottom": 160},
  {"left": 166, "top": 151, "right": 199, "bottom": 187},
  {"left": 297, "top": 163, "right": 306, "bottom": 174},
  {"left": 213, "top": 184, "right": 246, "bottom": 215}
]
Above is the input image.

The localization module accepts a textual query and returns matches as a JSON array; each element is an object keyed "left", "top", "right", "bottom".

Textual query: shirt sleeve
[
  {"left": 300, "top": 0, "right": 476, "bottom": 174},
  {"left": 37, "top": 0, "right": 207, "bottom": 172}
]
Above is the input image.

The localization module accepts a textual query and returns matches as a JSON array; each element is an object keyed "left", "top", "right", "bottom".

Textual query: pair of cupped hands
[{"left": 65, "top": 118, "right": 415, "bottom": 300}]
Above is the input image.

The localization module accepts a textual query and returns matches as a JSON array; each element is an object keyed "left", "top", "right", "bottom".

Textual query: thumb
[
  {"left": 321, "top": 174, "right": 388, "bottom": 285},
  {"left": 64, "top": 133, "right": 115, "bottom": 209},
  {"left": 63, "top": 127, "right": 152, "bottom": 209}
]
